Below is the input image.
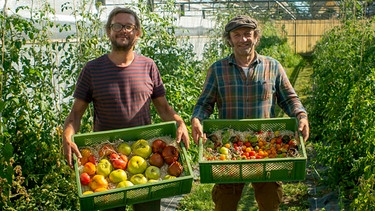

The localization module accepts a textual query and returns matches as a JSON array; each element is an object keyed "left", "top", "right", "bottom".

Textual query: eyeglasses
[{"left": 110, "top": 23, "right": 136, "bottom": 32}]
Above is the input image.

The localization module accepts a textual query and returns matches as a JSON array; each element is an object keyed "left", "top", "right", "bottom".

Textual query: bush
[{"left": 308, "top": 19, "right": 375, "bottom": 208}]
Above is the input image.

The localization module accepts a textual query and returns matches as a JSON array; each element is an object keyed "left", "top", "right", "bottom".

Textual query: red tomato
[
  {"left": 109, "top": 153, "right": 128, "bottom": 170},
  {"left": 289, "top": 139, "right": 297, "bottom": 147},
  {"left": 249, "top": 151, "right": 256, "bottom": 156},
  {"left": 99, "top": 144, "right": 115, "bottom": 157},
  {"left": 80, "top": 172, "right": 91, "bottom": 186}
]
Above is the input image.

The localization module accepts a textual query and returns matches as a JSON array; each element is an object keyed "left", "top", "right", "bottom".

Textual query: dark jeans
[{"left": 212, "top": 182, "right": 282, "bottom": 211}]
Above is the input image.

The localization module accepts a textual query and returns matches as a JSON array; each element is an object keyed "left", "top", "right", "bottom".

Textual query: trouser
[
  {"left": 102, "top": 199, "right": 161, "bottom": 211},
  {"left": 211, "top": 182, "right": 283, "bottom": 211}
]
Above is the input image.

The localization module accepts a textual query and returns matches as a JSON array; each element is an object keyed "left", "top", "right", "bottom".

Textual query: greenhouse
[{"left": 1, "top": 0, "right": 375, "bottom": 210}]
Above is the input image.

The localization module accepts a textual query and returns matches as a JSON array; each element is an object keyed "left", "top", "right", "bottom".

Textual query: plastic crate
[
  {"left": 73, "top": 121, "right": 194, "bottom": 211},
  {"left": 198, "top": 117, "right": 307, "bottom": 183}
]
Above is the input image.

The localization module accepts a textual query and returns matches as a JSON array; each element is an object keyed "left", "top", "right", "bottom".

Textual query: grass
[
  {"left": 176, "top": 56, "right": 315, "bottom": 211},
  {"left": 177, "top": 181, "right": 310, "bottom": 211},
  {"left": 177, "top": 183, "right": 215, "bottom": 211}
]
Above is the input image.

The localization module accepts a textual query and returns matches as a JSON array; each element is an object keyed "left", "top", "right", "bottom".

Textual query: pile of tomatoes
[{"left": 203, "top": 129, "right": 299, "bottom": 161}]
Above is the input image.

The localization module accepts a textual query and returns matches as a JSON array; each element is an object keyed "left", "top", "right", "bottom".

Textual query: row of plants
[{"left": 308, "top": 16, "right": 375, "bottom": 209}]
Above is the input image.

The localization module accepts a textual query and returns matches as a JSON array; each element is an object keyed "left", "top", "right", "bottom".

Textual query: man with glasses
[{"left": 62, "top": 7, "right": 190, "bottom": 211}]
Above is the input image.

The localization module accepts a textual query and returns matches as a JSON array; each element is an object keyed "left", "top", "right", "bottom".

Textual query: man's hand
[
  {"left": 63, "top": 98, "right": 88, "bottom": 168},
  {"left": 176, "top": 122, "right": 190, "bottom": 149},
  {"left": 191, "top": 118, "right": 207, "bottom": 145},
  {"left": 63, "top": 135, "right": 82, "bottom": 169},
  {"left": 297, "top": 113, "right": 309, "bottom": 142}
]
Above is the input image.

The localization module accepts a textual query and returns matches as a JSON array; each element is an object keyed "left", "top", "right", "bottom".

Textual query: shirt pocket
[{"left": 256, "top": 80, "right": 275, "bottom": 101}]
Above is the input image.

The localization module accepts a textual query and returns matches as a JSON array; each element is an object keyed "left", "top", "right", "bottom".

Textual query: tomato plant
[{"left": 309, "top": 18, "right": 375, "bottom": 208}]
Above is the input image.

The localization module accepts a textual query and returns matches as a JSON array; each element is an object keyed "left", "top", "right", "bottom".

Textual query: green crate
[
  {"left": 73, "top": 121, "right": 194, "bottom": 211},
  {"left": 198, "top": 117, "right": 307, "bottom": 183}
]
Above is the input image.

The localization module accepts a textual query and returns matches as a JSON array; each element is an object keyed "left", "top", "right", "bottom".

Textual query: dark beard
[{"left": 111, "top": 40, "right": 133, "bottom": 51}]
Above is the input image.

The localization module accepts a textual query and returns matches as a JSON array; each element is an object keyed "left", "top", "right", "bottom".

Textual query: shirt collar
[{"left": 228, "top": 52, "right": 261, "bottom": 67}]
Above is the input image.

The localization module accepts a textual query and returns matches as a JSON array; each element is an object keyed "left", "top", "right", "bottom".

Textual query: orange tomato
[
  {"left": 82, "top": 162, "right": 96, "bottom": 176},
  {"left": 258, "top": 150, "right": 265, "bottom": 157},
  {"left": 219, "top": 154, "right": 226, "bottom": 160},
  {"left": 80, "top": 148, "right": 92, "bottom": 158},
  {"left": 258, "top": 141, "right": 264, "bottom": 148},
  {"left": 80, "top": 148, "right": 92, "bottom": 165}
]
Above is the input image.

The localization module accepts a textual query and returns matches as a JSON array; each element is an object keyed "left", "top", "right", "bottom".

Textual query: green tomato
[{"left": 96, "top": 159, "right": 113, "bottom": 177}]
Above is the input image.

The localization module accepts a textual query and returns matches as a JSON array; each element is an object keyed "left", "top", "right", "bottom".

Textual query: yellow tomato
[
  {"left": 83, "top": 190, "right": 94, "bottom": 195},
  {"left": 94, "top": 187, "right": 108, "bottom": 192},
  {"left": 89, "top": 175, "right": 109, "bottom": 191}
]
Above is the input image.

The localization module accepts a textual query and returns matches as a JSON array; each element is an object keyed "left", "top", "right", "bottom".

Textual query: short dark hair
[{"left": 105, "top": 7, "right": 142, "bottom": 36}]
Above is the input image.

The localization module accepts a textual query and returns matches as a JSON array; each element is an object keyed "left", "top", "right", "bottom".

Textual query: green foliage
[
  {"left": 136, "top": 0, "right": 203, "bottom": 123},
  {"left": 279, "top": 182, "right": 310, "bottom": 210},
  {"left": 177, "top": 182, "right": 215, "bottom": 211},
  {"left": 257, "top": 22, "right": 302, "bottom": 69},
  {"left": 0, "top": 0, "right": 109, "bottom": 209},
  {"left": 308, "top": 19, "right": 375, "bottom": 208}
]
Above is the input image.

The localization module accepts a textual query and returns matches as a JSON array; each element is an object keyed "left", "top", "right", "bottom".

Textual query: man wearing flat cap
[{"left": 191, "top": 15, "right": 309, "bottom": 211}]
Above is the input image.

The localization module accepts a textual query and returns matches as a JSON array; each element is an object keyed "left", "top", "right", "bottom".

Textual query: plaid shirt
[{"left": 192, "top": 53, "right": 306, "bottom": 120}]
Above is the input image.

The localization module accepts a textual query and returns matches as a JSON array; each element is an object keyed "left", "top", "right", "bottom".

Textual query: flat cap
[{"left": 225, "top": 15, "right": 258, "bottom": 32}]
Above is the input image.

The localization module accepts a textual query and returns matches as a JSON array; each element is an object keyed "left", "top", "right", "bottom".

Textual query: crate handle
[
  {"left": 179, "top": 140, "right": 194, "bottom": 177},
  {"left": 198, "top": 138, "right": 203, "bottom": 161},
  {"left": 266, "top": 171, "right": 271, "bottom": 179}
]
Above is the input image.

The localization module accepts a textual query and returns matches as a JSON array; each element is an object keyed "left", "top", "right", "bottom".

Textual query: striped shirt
[
  {"left": 192, "top": 53, "right": 306, "bottom": 120},
  {"left": 74, "top": 53, "right": 166, "bottom": 131}
]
